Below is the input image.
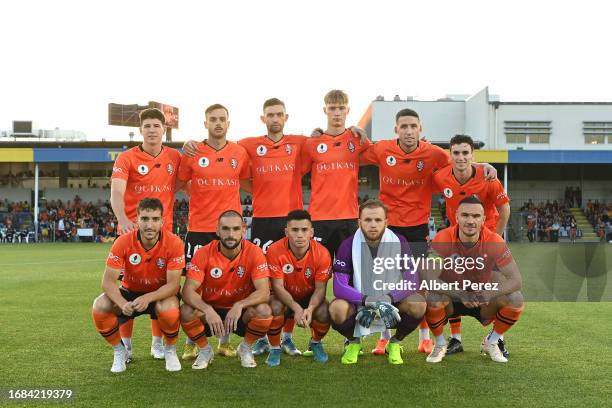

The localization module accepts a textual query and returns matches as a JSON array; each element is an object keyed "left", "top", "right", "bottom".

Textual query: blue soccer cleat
[
  {"left": 266, "top": 348, "right": 281, "bottom": 367},
  {"left": 281, "top": 336, "right": 302, "bottom": 356},
  {"left": 309, "top": 341, "right": 328, "bottom": 363},
  {"left": 252, "top": 337, "right": 270, "bottom": 356}
]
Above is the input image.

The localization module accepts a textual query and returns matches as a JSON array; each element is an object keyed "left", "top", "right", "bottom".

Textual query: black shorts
[
  {"left": 449, "top": 301, "right": 487, "bottom": 324},
  {"left": 204, "top": 307, "right": 248, "bottom": 337},
  {"left": 250, "top": 217, "right": 287, "bottom": 254},
  {"left": 117, "top": 287, "right": 179, "bottom": 323},
  {"left": 185, "top": 231, "right": 218, "bottom": 264},
  {"left": 389, "top": 224, "right": 429, "bottom": 258},
  {"left": 284, "top": 295, "right": 313, "bottom": 318},
  {"left": 313, "top": 219, "right": 358, "bottom": 258}
]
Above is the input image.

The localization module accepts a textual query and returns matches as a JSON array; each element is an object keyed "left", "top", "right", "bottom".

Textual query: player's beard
[
  {"left": 267, "top": 123, "right": 283, "bottom": 134},
  {"left": 220, "top": 237, "right": 241, "bottom": 250},
  {"left": 209, "top": 127, "right": 227, "bottom": 139},
  {"left": 363, "top": 228, "right": 384, "bottom": 243}
]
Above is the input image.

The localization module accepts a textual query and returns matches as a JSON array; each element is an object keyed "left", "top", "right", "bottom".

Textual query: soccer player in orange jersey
[
  {"left": 360, "top": 108, "right": 498, "bottom": 355},
  {"left": 423, "top": 196, "right": 524, "bottom": 364},
  {"left": 432, "top": 135, "right": 511, "bottom": 355},
  {"left": 257, "top": 210, "right": 332, "bottom": 366},
  {"left": 301, "top": 90, "right": 372, "bottom": 257},
  {"left": 177, "top": 104, "right": 250, "bottom": 358},
  {"left": 180, "top": 210, "right": 272, "bottom": 369},
  {"left": 91, "top": 198, "right": 185, "bottom": 373},
  {"left": 110, "top": 108, "right": 183, "bottom": 361}
]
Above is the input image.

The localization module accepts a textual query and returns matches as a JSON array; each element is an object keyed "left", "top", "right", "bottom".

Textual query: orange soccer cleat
[
  {"left": 418, "top": 338, "right": 433, "bottom": 354},
  {"left": 371, "top": 338, "right": 389, "bottom": 355}
]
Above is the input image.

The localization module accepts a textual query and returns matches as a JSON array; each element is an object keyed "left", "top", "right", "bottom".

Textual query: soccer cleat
[
  {"left": 418, "top": 338, "right": 433, "bottom": 354},
  {"left": 281, "top": 336, "right": 302, "bottom": 356},
  {"left": 125, "top": 346, "right": 133, "bottom": 364},
  {"left": 386, "top": 342, "right": 404, "bottom": 365},
  {"left": 498, "top": 338, "right": 510, "bottom": 359},
  {"left": 341, "top": 343, "right": 362, "bottom": 365},
  {"left": 372, "top": 338, "right": 389, "bottom": 355},
  {"left": 182, "top": 343, "right": 199, "bottom": 360},
  {"left": 344, "top": 338, "right": 364, "bottom": 355},
  {"left": 480, "top": 337, "right": 508, "bottom": 363},
  {"left": 237, "top": 341, "right": 257, "bottom": 368},
  {"left": 266, "top": 348, "right": 282, "bottom": 367},
  {"left": 426, "top": 344, "right": 447, "bottom": 363},
  {"left": 302, "top": 347, "right": 313, "bottom": 357},
  {"left": 164, "top": 345, "right": 182, "bottom": 372},
  {"left": 192, "top": 345, "right": 214, "bottom": 370},
  {"left": 151, "top": 341, "right": 164, "bottom": 360},
  {"left": 217, "top": 342, "right": 237, "bottom": 357},
  {"left": 309, "top": 341, "right": 328, "bottom": 363},
  {"left": 252, "top": 337, "right": 270, "bottom": 357},
  {"left": 110, "top": 345, "right": 128, "bottom": 373},
  {"left": 446, "top": 337, "right": 464, "bottom": 355}
]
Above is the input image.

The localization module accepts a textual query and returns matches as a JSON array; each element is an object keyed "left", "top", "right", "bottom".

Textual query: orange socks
[
  {"left": 419, "top": 319, "right": 429, "bottom": 330},
  {"left": 119, "top": 318, "right": 134, "bottom": 339},
  {"left": 245, "top": 317, "right": 273, "bottom": 345},
  {"left": 151, "top": 319, "right": 162, "bottom": 338},
  {"left": 283, "top": 317, "right": 295, "bottom": 334},
  {"left": 310, "top": 320, "right": 330, "bottom": 342},
  {"left": 449, "top": 316, "right": 462, "bottom": 336},
  {"left": 268, "top": 316, "right": 285, "bottom": 347},
  {"left": 157, "top": 309, "right": 180, "bottom": 346},
  {"left": 181, "top": 318, "right": 209, "bottom": 348},
  {"left": 494, "top": 306, "right": 524, "bottom": 335},
  {"left": 93, "top": 311, "right": 121, "bottom": 346},
  {"left": 425, "top": 306, "right": 447, "bottom": 337}
]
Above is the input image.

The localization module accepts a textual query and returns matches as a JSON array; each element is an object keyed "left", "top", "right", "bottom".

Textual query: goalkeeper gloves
[
  {"left": 356, "top": 307, "right": 376, "bottom": 328},
  {"left": 375, "top": 301, "right": 402, "bottom": 328}
]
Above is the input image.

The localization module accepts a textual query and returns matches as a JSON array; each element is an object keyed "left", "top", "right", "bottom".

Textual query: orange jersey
[
  {"left": 266, "top": 237, "right": 331, "bottom": 301},
  {"left": 360, "top": 139, "right": 449, "bottom": 227},
  {"left": 238, "top": 135, "right": 307, "bottom": 217},
  {"left": 111, "top": 146, "right": 181, "bottom": 232},
  {"left": 186, "top": 240, "right": 269, "bottom": 309},
  {"left": 433, "top": 165, "right": 509, "bottom": 231},
  {"left": 301, "top": 129, "right": 371, "bottom": 221},
  {"left": 177, "top": 142, "right": 249, "bottom": 232},
  {"left": 431, "top": 224, "right": 513, "bottom": 286},
  {"left": 106, "top": 230, "right": 185, "bottom": 293}
]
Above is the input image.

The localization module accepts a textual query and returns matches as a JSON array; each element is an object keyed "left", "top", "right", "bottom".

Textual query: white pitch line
[{"left": 0, "top": 258, "right": 106, "bottom": 266}]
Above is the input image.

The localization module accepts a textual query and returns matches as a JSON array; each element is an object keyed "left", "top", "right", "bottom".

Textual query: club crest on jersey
[
  {"left": 210, "top": 267, "right": 223, "bottom": 279},
  {"left": 282, "top": 263, "right": 294, "bottom": 274},
  {"left": 230, "top": 158, "right": 238, "bottom": 169},
  {"left": 167, "top": 163, "right": 173, "bottom": 175},
  {"left": 256, "top": 145, "right": 267, "bottom": 156},
  {"left": 317, "top": 143, "right": 328, "bottom": 154},
  {"left": 285, "top": 144, "right": 293, "bottom": 155},
  {"left": 416, "top": 160, "right": 425, "bottom": 171},
  {"left": 137, "top": 164, "right": 149, "bottom": 175},
  {"left": 156, "top": 258, "right": 166, "bottom": 269},
  {"left": 386, "top": 155, "right": 397, "bottom": 166},
  {"left": 129, "top": 253, "right": 141, "bottom": 265},
  {"left": 304, "top": 267, "right": 312, "bottom": 279},
  {"left": 347, "top": 141, "right": 356, "bottom": 153},
  {"left": 237, "top": 265, "right": 246, "bottom": 278},
  {"left": 443, "top": 188, "right": 453, "bottom": 198},
  {"left": 198, "top": 157, "right": 210, "bottom": 167}
]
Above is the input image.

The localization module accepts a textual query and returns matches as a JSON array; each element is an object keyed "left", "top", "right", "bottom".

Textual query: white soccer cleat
[
  {"left": 480, "top": 337, "right": 508, "bottom": 363},
  {"left": 151, "top": 341, "right": 164, "bottom": 360},
  {"left": 111, "top": 345, "right": 128, "bottom": 373},
  {"left": 426, "top": 344, "right": 447, "bottom": 364},
  {"left": 237, "top": 341, "right": 257, "bottom": 368},
  {"left": 125, "top": 346, "right": 133, "bottom": 364},
  {"left": 164, "top": 345, "right": 182, "bottom": 372},
  {"left": 192, "top": 345, "right": 214, "bottom": 370}
]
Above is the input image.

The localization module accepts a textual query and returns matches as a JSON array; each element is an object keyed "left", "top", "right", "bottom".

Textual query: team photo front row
[{"left": 91, "top": 197, "right": 524, "bottom": 372}]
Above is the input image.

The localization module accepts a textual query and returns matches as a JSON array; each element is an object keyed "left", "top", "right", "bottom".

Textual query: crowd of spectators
[
  {"left": 522, "top": 199, "right": 579, "bottom": 242},
  {"left": 585, "top": 199, "right": 612, "bottom": 241}
]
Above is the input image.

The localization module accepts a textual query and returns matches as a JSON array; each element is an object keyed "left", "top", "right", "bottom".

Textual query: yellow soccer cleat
[
  {"left": 217, "top": 342, "right": 237, "bottom": 357},
  {"left": 182, "top": 343, "right": 199, "bottom": 360}
]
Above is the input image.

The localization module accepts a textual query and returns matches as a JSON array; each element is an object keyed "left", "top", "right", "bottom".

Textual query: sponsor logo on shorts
[
  {"left": 444, "top": 187, "right": 453, "bottom": 198},
  {"left": 317, "top": 143, "right": 328, "bottom": 154},
  {"left": 386, "top": 155, "right": 397, "bottom": 166},
  {"left": 137, "top": 164, "right": 149, "bottom": 175},
  {"left": 129, "top": 253, "right": 141, "bottom": 265},
  {"left": 283, "top": 263, "right": 294, "bottom": 274},
  {"left": 198, "top": 157, "right": 210, "bottom": 167},
  {"left": 210, "top": 267, "right": 223, "bottom": 279},
  {"left": 156, "top": 258, "right": 166, "bottom": 269},
  {"left": 416, "top": 160, "right": 425, "bottom": 171},
  {"left": 257, "top": 145, "right": 267, "bottom": 156}
]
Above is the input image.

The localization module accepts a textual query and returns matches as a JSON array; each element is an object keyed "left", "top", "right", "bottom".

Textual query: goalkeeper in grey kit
[{"left": 328, "top": 200, "right": 426, "bottom": 364}]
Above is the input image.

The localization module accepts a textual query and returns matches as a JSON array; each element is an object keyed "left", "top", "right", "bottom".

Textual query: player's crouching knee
[
  {"left": 506, "top": 291, "right": 524, "bottom": 308},
  {"left": 155, "top": 296, "right": 179, "bottom": 314},
  {"left": 180, "top": 303, "right": 196, "bottom": 322},
  {"left": 269, "top": 298, "right": 285, "bottom": 316},
  {"left": 253, "top": 303, "right": 272, "bottom": 319},
  {"left": 92, "top": 293, "right": 112, "bottom": 313},
  {"left": 329, "top": 299, "right": 351, "bottom": 324},
  {"left": 313, "top": 301, "right": 330, "bottom": 324}
]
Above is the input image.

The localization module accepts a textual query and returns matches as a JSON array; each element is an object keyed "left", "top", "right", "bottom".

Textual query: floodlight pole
[{"left": 34, "top": 163, "right": 39, "bottom": 242}]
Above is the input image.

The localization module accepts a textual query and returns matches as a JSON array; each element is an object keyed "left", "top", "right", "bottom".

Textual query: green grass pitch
[{"left": 1, "top": 243, "right": 611, "bottom": 407}]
